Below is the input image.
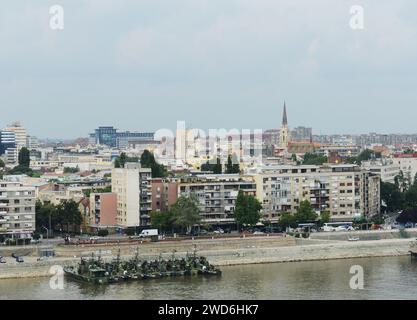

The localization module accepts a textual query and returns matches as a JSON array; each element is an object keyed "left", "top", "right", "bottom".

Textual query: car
[
  {"left": 253, "top": 231, "right": 265, "bottom": 235},
  {"left": 0, "top": 256, "right": 6, "bottom": 263},
  {"left": 16, "top": 256, "right": 24, "bottom": 263},
  {"left": 213, "top": 228, "right": 224, "bottom": 234}
]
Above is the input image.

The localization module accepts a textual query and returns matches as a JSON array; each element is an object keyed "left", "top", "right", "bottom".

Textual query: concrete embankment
[
  {"left": 310, "top": 228, "right": 417, "bottom": 241},
  {"left": 0, "top": 236, "right": 414, "bottom": 279}
]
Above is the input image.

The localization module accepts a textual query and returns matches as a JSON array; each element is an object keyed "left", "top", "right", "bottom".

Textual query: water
[{"left": 1, "top": 256, "right": 417, "bottom": 300}]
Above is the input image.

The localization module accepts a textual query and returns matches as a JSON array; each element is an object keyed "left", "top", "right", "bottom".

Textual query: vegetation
[
  {"left": 345, "top": 149, "right": 381, "bottom": 165},
  {"left": 278, "top": 212, "right": 297, "bottom": 229},
  {"left": 83, "top": 186, "right": 112, "bottom": 198},
  {"left": 225, "top": 154, "right": 240, "bottom": 174},
  {"left": 201, "top": 157, "right": 222, "bottom": 174},
  {"left": 294, "top": 200, "right": 318, "bottom": 223},
  {"left": 302, "top": 153, "right": 327, "bottom": 165},
  {"left": 63, "top": 167, "right": 80, "bottom": 174},
  {"left": 234, "top": 190, "right": 262, "bottom": 227},
  {"left": 150, "top": 211, "right": 174, "bottom": 232},
  {"left": 18, "top": 147, "right": 30, "bottom": 167},
  {"left": 114, "top": 152, "right": 139, "bottom": 168},
  {"left": 170, "top": 194, "right": 201, "bottom": 234},
  {"left": 35, "top": 200, "right": 83, "bottom": 234},
  {"left": 319, "top": 211, "right": 331, "bottom": 224},
  {"left": 0, "top": 159, "right": 5, "bottom": 168},
  {"left": 140, "top": 150, "right": 167, "bottom": 178},
  {"left": 97, "top": 229, "right": 109, "bottom": 237}
]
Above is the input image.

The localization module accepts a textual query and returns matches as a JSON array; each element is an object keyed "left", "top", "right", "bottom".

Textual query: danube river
[{"left": 1, "top": 256, "right": 417, "bottom": 300}]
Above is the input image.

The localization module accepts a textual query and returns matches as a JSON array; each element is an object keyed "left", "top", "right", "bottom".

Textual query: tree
[
  {"left": 170, "top": 194, "right": 201, "bottom": 234},
  {"left": 319, "top": 211, "right": 331, "bottom": 224},
  {"left": 302, "top": 153, "right": 327, "bottom": 165},
  {"left": 294, "top": 200, "right": 318, "bottom": 223},
  {"left": 58, "top": 200, "right": 83, "bottom": 233},
  {"left": 234, "top": 190, "right": 262, "bottom": 227},
  {"left": 114, "top": 158, "right": 121, "bottom": 168},
  {"left": 150, "top": 211, "right": 174, "bottom": 232},
  {"left": 225, "top": 154, "right": 240, "bottom": 174},
  {"left": 64, "top": 167, "right": 79, "bottom": 174},
  {"left": 18, "top": 147, "right": 30, "bottom": 168},
  {"left": 291, "top": 154, "right": 297, "bottom": 162},
  {"left": 278, "top": 212, "right": 297, "bottom": 229},
  {"left": 140, "top": 150, "right": 167, "bottom": 178},
  {"left": 201, "top": 157, "right": 222, "bottom": 174},
  {"left": 119, "top": 152, "right": 127, "bottom": 168},
  {"left": 0, "top": 159, "right": 5, "bottom": 168}
]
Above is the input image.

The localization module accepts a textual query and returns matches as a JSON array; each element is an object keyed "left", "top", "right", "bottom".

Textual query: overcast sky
[{"left": 1, "top": 0, "right": 417, "bottom": 139}]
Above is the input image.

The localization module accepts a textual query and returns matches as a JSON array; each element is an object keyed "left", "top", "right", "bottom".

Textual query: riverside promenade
[{"left": 0, "top": 231, "right": 414, "bottom": 280}]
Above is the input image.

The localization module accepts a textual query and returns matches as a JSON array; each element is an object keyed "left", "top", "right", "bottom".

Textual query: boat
[{"left": 64, "top": 247, "right": 222, "bottom": 284}]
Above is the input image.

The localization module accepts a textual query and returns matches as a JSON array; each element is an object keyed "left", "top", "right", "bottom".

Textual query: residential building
[
  {"left": 112, "top": 163, "right": 152, "bottom": 228},
  {"left": 151, "top": 178, "right": 178, "bottom": 212},
  {"left": 361, "top": 158, "right": 401, "bottom": 184},
  {"left": 0, "top": 180, "right": 36, "bottom": 238},
  {"left": 89, "top": 193, "right": 117, "bottom": 229},
  {"left": 178, "top": 174, "right": 256, "bottom": 225},
  {"left": 393, "top": 153, "right": 417, "bottom": 185},
  {"left": 0, "top": 130, "right": 17, "bottom": 164},
  {"left": 254, "top": 164, "right": 380, "bottom": 222},
  {"left": 89, "top": 126, "right": 155, "bottom": 149}
]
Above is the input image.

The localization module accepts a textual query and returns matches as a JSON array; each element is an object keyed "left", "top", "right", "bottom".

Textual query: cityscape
[{"left": 1, "top": 0, "right": 417, "bottom": 307}]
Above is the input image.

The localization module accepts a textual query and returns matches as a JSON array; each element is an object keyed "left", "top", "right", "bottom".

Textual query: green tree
[
  {"left": 119, "top": 152, "right": 127, "bottom": 168},
  {"left": 18, "top": 147, "right": 30, "bottom": 168},
  {"left": 150, "top": 211, "right": 174, "bottom": 232},
  {"left": 63, "top": 167, "right": 79, "bottom": 174},
  {"left": 0, "top": 159, "right": 5, "bottom": 168},
  {"left": 302, "top": 153, "right": 327, "bottom": 165},
  {"left": 319, "top": 211, "right": 331, "bottom": 224},
  {"left": 381, "top": 181, "right": 404, "bottom": 212},
  {"left": 140, "top": 149, "right": 167, "bottom": 178},
  {"left": 278, "top": 212, "right": 297, "bottom": 229},
  {"left": 234, "top": 190, "right": 262, "bottom": 227},
  {"left": 294, "top": 200, "right": 318, "bottom": 223},
  {"left": 170, "top": 194, "right": 201, "bottom": 233},
  {"left": 225, "top": 154, "right": 240, "bottom": 174},
  {"left": 58, "top": 200, "right": 83, "bottom": 233},
  {"left": 291, "top": 154, "right": 297, "bottom": 162}
]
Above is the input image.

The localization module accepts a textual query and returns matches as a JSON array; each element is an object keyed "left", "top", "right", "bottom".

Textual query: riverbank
[{"left": 0, "top": 235, "right": 414, "bottom": 280}]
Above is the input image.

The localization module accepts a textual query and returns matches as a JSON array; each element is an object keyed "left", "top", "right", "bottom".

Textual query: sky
[{"left": 1, "top": 0, "right": 417, "bottom": 139}]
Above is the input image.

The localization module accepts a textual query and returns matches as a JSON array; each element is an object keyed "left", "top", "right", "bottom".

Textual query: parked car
[
  {"left": 213, "top": 228, "right": 224, "bottom": 234},
  {"left": 253, "top": 231, "right": 265, "bottom": 235},
  {"left": 16, "top": 256, "right": 24, "bottom": 263},
  {"left": 0, "top": 256, "right": 6, "bottom": 263}
]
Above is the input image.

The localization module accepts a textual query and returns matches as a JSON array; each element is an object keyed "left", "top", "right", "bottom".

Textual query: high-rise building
[
  {"left": 111, "top": 163, "right": 152, "bottom": 228},
  {"left": 0, "top": 180, "right": 36, "bottom": 239},
  {"left": 0, "top": 131, "right": 17, "bottom": 164},
  {"left": 89, "top": 193, "right": 118, "bottom": 228},
  {"left": 3, "top": 122, "right": 27, "bottom": 151}
]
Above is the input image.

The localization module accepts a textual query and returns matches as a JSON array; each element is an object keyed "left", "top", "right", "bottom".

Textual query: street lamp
[{"left": 42, "top": 226, "right": 49, "bottom": 241}]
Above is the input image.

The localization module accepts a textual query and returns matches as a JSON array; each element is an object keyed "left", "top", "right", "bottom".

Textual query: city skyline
[{"left": 1, "top": 1, "right": 417, "bottom": 138}]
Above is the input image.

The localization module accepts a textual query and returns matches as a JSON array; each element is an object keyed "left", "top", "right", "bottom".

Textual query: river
[{"left": 1, "top": 256, "right": 417, "bottom": 300}]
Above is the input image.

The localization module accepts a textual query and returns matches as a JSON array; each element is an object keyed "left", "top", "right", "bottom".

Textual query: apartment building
[
  {"left": 3, "top": 122, "right": 27, "bottom": 151},
  {"left": 255, "top": 164, "right": 380, "bottom": 222},
  {"left": 361, "top": 158, "right": 400, "bottom": 184},
  {"left": 178, "top": 174, "right": 256, "bottom": 225},
  {"left": 0, "top": 181, "right": 36, "bottom": 238},
  {"left": 111, "top": 163, "right": 152, "bottom": 228},
  {"left": 151, "top": 178, "right": 178, "bottom": 212},
  {"left": 393, "top": 153, "right": 417, "bottom": 185},
  {"left": 0, "top": 130, "right": 17, "bottom": 164},
  {"left": 89, "top": 193, "right": 117, "bottom": 228}
]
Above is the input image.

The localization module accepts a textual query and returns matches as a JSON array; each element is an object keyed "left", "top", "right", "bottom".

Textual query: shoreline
[{"left": 0, "top": 236, "right": 413, "bottom": 280}]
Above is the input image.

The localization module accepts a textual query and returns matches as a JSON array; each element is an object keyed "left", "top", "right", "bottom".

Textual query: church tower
[{"left": 279, "top": 101, "right": 290, "bottom": 150}]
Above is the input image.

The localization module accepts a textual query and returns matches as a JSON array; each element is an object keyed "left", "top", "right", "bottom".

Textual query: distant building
[
  {"left": 362, "top": 158, "right": 401, "bottom": 184},
  {"left": 89, "top": 126, "right": 155, "bottom": 149},
  {"left": 0, "top": 180, "right": 36, "bottom": 238},
  {"left": 111, "top": 163, "right": 152, "bottom": 228},
  {"left": 0, "top": 131, "right": 17, "bottom": 164},
  {"left": 254, "top": 164, "right": 380, "bottom": 222},
  {"left": 178, "top": 174, "right": 256, "bottom": 225},
  {"left": 279, "top": 102, "right": 290, "bottom": 151},
  {"left": 291, "top": 126, "right": 313, "bottom": 142},
  {"left": 3, "top": 122, "right": 27, "bottom": 151}
]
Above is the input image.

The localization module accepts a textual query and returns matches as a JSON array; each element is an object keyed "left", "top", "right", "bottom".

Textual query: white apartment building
[
  {"left": 178, "top": 174, "right": 257, "bottom": 225},
  {"left": 111, "top": 163, "right": 152, "bottom": 228},
  {"left": 4, "top": 122, "right": 27, "bottom": 151},
  {"left": 255, "top": 164, "right": 380, "bottom": 222},
  {"left": 0, "top": 180, "right": 36, "bottom": 238},
  {"left": 394, "top": 154, "right": 417, "bottom": 185},
  {"left": 361, "top": 158, "right": 400, "bottom": 184}
]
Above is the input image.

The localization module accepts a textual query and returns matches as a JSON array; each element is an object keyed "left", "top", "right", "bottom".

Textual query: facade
[
  {"left": 89, "top": 193, "right": 117, "bottom": 227},
  {"left": 3, "top": 122, "right": 27, "bottom": 151},
  {"left": 89, "top": 126, "right": 154, "bottom": 149},
  {"left": 151, "top": 178, "right": 178, "bottom": 212},
  {"left": 393, "top": 153, "right": 417, "bottom": 185},
  {"left": 0, "top": 180, "right": 36, "bottom": 238},
  {"left": 178, "top": 174, "right": 256, "bottom": 225},
  {"left": 254, "top": 164, "right": 380, "bottom": 222},
  {"left": 291, "top": 126, "right": 313, "bottom": 142},
  {"left": 112, "top": 163, "right": 152, "bottom": 228},
  {"left": 0, "top": 131, "right": 17, "bottom": 164},
  {"left": 361, "top": 159, "right": 401, "bottom": 184}
]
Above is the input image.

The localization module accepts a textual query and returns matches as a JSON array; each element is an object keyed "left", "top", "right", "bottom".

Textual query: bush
[{"left": 97, "top": 229, "right": 109, "bottom": 237}]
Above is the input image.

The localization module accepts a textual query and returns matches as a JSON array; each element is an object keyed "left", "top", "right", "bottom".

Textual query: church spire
[{"left": 282, "top": 101, "right": 288, "bottom": 126}]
